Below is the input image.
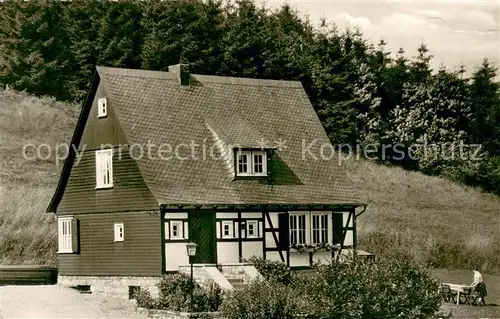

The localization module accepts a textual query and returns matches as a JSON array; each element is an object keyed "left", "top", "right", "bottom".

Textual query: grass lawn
[{"left": 432, "top": 269, "right": 500, "bottom": 318}]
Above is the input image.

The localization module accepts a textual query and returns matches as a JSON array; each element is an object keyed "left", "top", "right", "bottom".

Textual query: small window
[
  {"left": 170, "top": 221, "right": 184, "bottom": 239},
  {"left": 98, "top": 98, "right": 107, "bottom": 118},
  {"left": 247, "top": 220, "right": 258, "bottom": 238},
  {"left": 222, "top": 221, "right": 233, "bottom": 238},
  {"left": 95, "top": 149, "right": 113, "bottom": 189},
  {"left": 114, "top": 223, "right": 124, "bottom": 242},
  {"left": 236, "top": 150, "right": 267, "bottom": 176},
  {"left": 58, "top": 217, "right": 73, "bottom": 253}
]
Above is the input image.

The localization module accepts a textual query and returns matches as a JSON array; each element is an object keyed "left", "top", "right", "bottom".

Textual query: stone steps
[{"left": 225, "top": 277, "right": 246, "bottom": 290}]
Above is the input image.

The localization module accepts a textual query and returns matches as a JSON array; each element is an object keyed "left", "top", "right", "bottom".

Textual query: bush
[
  {"left": 221, "top": 279, "right": 299, "bottom": 319},
  {"left": 156, "top": 273, "right": 223, "bottom": 312},
  {"left": 157, "top": 273, "right": 194, "bottom": 311},
  {"left": 297, "top": 254, "right": 442, "bottom": 319},
  {"left": 134, "top": 287, "right": 157, "bottom": 309},
  {"left": 246, "top": 256, "right": 294, "bottom": 285}
]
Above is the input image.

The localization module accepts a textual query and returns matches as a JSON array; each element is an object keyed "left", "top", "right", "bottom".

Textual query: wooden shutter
[
  {"left": 71, "top": 218, "right": 80, "bottom": 253},
  {"left": 278, "top": 213, "right": 289, "bottom": 249},
  {"left": 333, "top": 214, "right": 343, "bottom": 245}
]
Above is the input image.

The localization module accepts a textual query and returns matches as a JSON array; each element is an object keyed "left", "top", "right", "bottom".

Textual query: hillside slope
[
  {"left": 0, "top": 89, "right": 78, "bottom": 265},
  {"left": 1, "top": 89, "right": 499, "bottom": 272}
]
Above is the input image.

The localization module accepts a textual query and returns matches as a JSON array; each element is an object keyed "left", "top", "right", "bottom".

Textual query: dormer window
[
  {"left": 98, "top": 98, "right": 107, "bottom": 118},
  {"left": 236, "top": 150, "right": 267, "bottom": 176}
]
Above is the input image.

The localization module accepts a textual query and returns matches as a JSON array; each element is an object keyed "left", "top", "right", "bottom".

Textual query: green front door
[{"left": 189, "top": 210, "right": 216, "bottom": 264}]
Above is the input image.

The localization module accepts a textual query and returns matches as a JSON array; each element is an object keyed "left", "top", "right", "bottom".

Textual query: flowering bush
[{"left": 290, "top": 243, "right": 340, "bottom": 253}]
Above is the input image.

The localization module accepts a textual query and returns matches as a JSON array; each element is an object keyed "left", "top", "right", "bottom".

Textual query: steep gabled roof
[{"left": 47, "top": 66, "right": 362, "bottom": 212}]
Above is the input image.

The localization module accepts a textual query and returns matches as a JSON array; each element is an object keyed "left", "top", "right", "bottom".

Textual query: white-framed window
[
  {"left": 114, "top": 222, "right": 124, "bottom": 242},
  {"left": 98, "top": 97, "right": 107, "bottom": 118},
  {"left": 236, "top": 150, "right": 267, "bottom": 176},
  {"left": 58, "top": 217, "right": 73, "bottom": 253},
  {"left": 237, "top": 151, "right": 251, "bottom": 176},
  {"left": 247, "top": 220, "right": 258, "bottom": 238},
  {"left": 170, "top": 221, "right": 184, "bottom": 239},
  {"left": 289, "top": 213, "right": 307, "bottom": 245},
  {"left": 312, "top": 213, "right": 329, "bottom": 244},
  {"left": 252, "top": 151, "right": 267, "bottom": 176},
  {"left": 95, "top": 149, "right": 113, "bottom": 189},
  {"left": 222, "top": 221, "right": 233, "bottom": 238}
]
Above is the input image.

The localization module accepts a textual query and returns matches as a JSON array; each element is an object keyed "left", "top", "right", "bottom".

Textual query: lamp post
[{"left": 186, "top": 242, "right": 197, "bottom": 313}]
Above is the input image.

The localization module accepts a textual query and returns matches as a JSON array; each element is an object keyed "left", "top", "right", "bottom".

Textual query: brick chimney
[{"left": 168, "top": 63, "right": 190, "bottom": 87}]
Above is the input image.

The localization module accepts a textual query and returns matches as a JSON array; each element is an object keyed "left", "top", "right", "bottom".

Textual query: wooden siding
[
  {"left": 58, "top": 211, "right": 162, "bottom": 276},
  {"left": 79, "top": 82, "right": 128, "bottom": 150},
  {"left": 57, "top": 146, "right": 158, "bottom": 214}
]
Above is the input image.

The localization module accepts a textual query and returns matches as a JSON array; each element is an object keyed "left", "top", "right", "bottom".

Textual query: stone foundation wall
[{"left": 58, "top": 275, "right": 161, "bottom": 299}]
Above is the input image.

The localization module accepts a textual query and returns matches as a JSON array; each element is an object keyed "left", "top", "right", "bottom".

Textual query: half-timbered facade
[{"left": 47, "top": 64, "right": 366, "bottom": 296}]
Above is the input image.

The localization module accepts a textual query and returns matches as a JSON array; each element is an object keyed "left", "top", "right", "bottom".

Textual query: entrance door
[{"left": 188, "top": 210, "right": 216, "bottom": 264}]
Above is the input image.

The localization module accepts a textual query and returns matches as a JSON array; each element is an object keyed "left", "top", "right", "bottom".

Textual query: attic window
[
  {"left": 236, "top": 150, "right": 267, "bottom": 177},
  {"left": 98, "top": 98, "right": 107, "bottom": 118}
]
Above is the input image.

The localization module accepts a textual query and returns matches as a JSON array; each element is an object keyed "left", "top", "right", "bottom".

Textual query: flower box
[{"left": 289, "top": 244, "right": 341, "bottom": 254}]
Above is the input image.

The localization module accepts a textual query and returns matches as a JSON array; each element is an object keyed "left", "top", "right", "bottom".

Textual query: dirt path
[{"left": 0, "top": 285, "right": 147, "bottom": 318}]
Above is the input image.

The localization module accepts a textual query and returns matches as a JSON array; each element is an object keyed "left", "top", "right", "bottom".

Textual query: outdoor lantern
[
  {"left": 186, "top": 241, "right": 197, "bottom": 313},
  {"left": 186, "top": 242, "right": 197, "bottom": 257}
]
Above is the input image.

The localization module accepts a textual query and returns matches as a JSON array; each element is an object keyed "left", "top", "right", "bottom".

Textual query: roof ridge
[{"left": 96, "top": 65, "right": 304, "bottom": 88}]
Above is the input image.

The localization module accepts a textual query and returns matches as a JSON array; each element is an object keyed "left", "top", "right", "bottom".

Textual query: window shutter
[
  {"left": 71, "top": 218, "right": 80, "bottom": 253},
  {"left": 333, "top": 214, "right": 343, "bottom": 245},
  {"left": 278, "top": 213, "right": 289, "bottom": 249}
]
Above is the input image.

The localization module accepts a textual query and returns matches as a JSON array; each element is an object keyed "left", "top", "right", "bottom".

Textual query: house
[{"left": 46, "top": 64, "right": 366, "bottom": 297}]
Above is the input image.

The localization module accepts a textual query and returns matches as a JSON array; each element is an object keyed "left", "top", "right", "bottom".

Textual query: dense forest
[{"left": 1, "top": 0, "right": 499, "bottom": 194}]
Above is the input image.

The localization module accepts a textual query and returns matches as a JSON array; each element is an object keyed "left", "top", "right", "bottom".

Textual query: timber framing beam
[{"left": 160, "top": 203, "right": 364, "bottom": 212}]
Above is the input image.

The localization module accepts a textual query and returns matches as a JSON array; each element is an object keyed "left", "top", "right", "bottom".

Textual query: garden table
[{"left": 442, "top": 283, "right": 472, "bottom": 305}]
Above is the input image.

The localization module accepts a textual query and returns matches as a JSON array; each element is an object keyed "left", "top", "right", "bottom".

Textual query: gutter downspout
[
  {"left": 355, "top": 204, "right": 367, "bottom": 218},
  {"left": 352, "top": 204, "right": 367, "bottom": 262}
]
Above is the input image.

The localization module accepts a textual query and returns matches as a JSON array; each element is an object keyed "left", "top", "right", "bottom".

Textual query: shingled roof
[{"left": 49, "top": 66, "right": 363, "bottom": 211}]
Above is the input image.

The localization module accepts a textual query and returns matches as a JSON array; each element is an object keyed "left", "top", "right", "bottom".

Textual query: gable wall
[
  {"left": 57, "top": 80, "right": 158, "bottom": 215},
  {"left": 79, "top": 82, "right": 128, "bottom": 151}
]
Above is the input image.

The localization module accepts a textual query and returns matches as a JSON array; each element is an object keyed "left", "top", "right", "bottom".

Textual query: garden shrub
[
  {"left": 157, "top": 273, "right": 194, "bottom": 311},
  {"left": 297, "top": 253, "right": 442, "bottom": 319},
  {"left": 134, "top": 287, "right": 157, "bottom": 309},
  {"left": 221, "top": 279, "right": 299, "bottom": 319},
  {"left": 156, "top": 273, "right": 223, "bottom": 312},
  {"left": 247, "top": 256, "right": 294, "bottom": 285}
]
